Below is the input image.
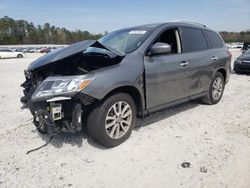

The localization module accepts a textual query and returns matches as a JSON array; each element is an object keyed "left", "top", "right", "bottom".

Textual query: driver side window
[{"left": 154, "top": 28, "right": 182, "bottom": 54}]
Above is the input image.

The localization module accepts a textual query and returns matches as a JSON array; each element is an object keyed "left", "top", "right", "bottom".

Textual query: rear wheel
[
  {"left": 201, "top": 72, "right": 225, "bottom": 105},
  {"left": 17, "top": 54, "right": 23, "bottom": 58},
  {"left": 87, "top": 93, "right": 136, "bottom": 147}
]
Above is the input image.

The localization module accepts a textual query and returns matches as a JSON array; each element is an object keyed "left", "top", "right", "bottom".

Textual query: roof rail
[{"left": 171, "top": 20, "right": 206, "bottom": 28}]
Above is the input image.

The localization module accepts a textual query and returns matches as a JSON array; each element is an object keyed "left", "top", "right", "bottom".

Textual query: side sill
[{"left": 143, "top": 91, "right": 208, "bottom": 116}]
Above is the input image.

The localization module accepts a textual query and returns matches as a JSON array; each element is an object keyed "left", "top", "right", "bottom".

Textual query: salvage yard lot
[{"left": 0, "top": 50, "right": 250, "bottom": 187}]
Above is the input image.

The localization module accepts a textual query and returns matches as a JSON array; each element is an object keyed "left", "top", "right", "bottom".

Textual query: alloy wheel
[
  {"left": 212, "top": 77, "right": 223, "bottom": 100},
  {"left": 105, "top": 101, "right": 132, "bottom": 139}
]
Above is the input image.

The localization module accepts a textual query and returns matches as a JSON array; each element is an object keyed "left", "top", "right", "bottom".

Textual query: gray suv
[{"left": 21, "top": 22, "right": 231, "bottom": 147}]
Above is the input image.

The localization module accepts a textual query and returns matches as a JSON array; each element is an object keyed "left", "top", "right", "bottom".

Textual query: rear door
[
  {"left": 144, "top": 28, "right": 191, "bottom": 109},
  {"left": 7, "top": 50, "right": 16, "bottom": 58},
  {"left": 3, "top": 49, "right": 15, "bottom": 58},
  {"left": 181, "top": 27, "right": 215, "bottom": 96}
]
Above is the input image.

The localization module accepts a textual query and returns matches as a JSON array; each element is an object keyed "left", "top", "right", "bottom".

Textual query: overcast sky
[{"left": 0, "top": 0, "right": 249, "bottom": 33}]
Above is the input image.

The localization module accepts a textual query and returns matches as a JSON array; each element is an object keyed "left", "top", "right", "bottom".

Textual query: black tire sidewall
[
  {"left": 87, "top": 93, "right": 136, "bottom": 147},
  {"left": 209, "top": 72, "right": 225, "bottom": 104}
]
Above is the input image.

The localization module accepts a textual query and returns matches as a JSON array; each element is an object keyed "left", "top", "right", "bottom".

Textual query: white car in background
[{"left": 0, "top": 49, "right": 24, "bottom": 59}]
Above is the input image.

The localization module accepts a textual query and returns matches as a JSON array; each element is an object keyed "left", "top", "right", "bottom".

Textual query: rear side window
[
  {"left": 0, "top": 49, "right": 11, "bottom": 52},
  {"left": 205, "top": 30, "right": 224, "bottom": 49},
  {"left": 182, "top": 27, "right": 208, "bottom": 52}
]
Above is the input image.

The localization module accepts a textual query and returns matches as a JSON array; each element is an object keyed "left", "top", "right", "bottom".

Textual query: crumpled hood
[{"left": 28, "top": 40, "right": 125, "bottom": 71}]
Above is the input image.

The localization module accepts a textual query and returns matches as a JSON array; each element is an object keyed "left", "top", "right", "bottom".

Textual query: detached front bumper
[{"left": 22, "top": 93, "right": 95, "bottom": 134}]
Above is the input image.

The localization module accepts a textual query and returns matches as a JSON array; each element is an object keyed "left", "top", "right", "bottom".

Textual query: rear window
[
  {"left": 182, "top": 27, "right": 208, "bottom": 52},
  {"left": 205, "top": 30, "right": 224, "bottom": 49}
]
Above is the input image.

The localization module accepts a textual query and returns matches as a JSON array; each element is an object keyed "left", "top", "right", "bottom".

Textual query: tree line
[
  {"left": 0, "top": 16, "right": 104, "bottom": 45},
  {"left": 220, "top": 31, "right": 250, "bottom": 43},
  {"left": 0, "top": 16, "right": 250, "bottom": 45}
]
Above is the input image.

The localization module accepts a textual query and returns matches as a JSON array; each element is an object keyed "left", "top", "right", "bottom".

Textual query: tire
[
  {"left": 201, "top": 72, "right": 225, "bottom": 105},
  {"left": 87, "top": 93, "right": 136, "bottom": 147},
  {"left": 17, "top": 54, "right": 23, "bottom": 58}
]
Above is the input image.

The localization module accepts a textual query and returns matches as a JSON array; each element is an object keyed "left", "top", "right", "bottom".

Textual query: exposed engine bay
[{"left": 21, "top": 40, "right": 125, "bottom": 133}]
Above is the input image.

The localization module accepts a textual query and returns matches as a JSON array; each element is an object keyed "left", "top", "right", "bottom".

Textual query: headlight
[{"left": 32, "top": 75, "right": 95, "bottom": 101}]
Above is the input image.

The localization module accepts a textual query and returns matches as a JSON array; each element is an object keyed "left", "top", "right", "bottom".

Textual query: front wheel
[
  {"left": 17, "top": 54, "right": 23, "bottom": 58},
  {"left": 87, "top": 93, "right": 136, "bottom": 147},
  {"left": 201, "top": 72, "right": 225, "bottom": 105}
]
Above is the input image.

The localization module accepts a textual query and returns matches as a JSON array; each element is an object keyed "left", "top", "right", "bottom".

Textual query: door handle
[
  {"left": 211, "top": 56, "right": 218, "bottom": 61},
  {"left": 180, "top": 61, "right": 189, "bottom": 67}
]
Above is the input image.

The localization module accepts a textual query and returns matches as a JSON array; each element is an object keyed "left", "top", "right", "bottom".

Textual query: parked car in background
[
  {"left": 39, "top": 48, "right": 45, "bottom": 53},
  {"left": 231, "top": 42, "right": 243, "bottom": 49},
  {"left": 21, "top": 48, "right": 30, "bottom": 53},
  {"left": 39, "top": 47, "right": 54, "bottom": 53},
  {"left": 29, "top": 48, "right": 41, "bottom": 53},
  {"left": 39, "top": 47, "right": 48, "bottom": 53},
  {"left": 226, "top": 43, "right": 232, "bottom": 49},
  {"left": 28, "top": 48, "right": 35, "bottom": 53},
  {"left": 242, "top": 42, "right": 250, "bottom": 53},
  {"left": 21, "top": 22, "right": 231, "bottom": 147},
  {"left": 234, "top": 49, "right": 250, "bottom": 73},
  {"left": 13, "top": 48, "right": 26, "bottom": 52},
  {"left": 0, "top": 49, "right": 24, "bottom": 59}
]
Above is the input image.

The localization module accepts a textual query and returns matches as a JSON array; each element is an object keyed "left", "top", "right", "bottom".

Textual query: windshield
[
  {"left": 99, "top": 29, "right": 153, "bottom": 54},
  {"left": 245, "top": 49, "right": 250, "bottom": 54}
]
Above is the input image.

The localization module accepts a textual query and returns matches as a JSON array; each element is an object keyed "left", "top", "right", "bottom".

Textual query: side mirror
[{"left": 148, "top": 42, "right": 171, "bottom": 56}]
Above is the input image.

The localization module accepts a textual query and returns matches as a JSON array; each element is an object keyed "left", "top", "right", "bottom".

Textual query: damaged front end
[
  {"left": 22, "top": 75, "right": 96, "bottom": 134},
  {"left": 21, "top": 40, "right": 125, "bottom": 134}
]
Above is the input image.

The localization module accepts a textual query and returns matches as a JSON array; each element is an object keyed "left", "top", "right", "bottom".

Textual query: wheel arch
[
  {"left": 17, "top": 53, "right": 23, "bottom": 58},
  {"left": 217, "top": 68, "right": 227, "bottom": 81},
  {"left": 101, "top": 86, "right": 144, "bottom": 116}
]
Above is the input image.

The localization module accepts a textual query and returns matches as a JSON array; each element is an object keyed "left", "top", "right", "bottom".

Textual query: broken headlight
[{"left": 31, "top": 75, "right": 95, "bottom": 102}]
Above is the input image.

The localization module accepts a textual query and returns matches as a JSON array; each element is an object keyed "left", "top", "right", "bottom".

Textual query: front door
[
  {"left": 144, "top": 53, "right": 190, "bottom": 109},
  {"left": 144, "top": 28, "right": 191, "bottom": 109}
]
